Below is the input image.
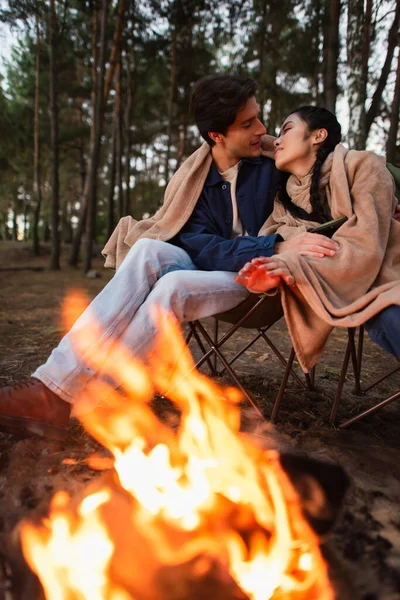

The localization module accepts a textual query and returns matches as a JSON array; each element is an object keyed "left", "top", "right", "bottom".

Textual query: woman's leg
[{"left": 365, "top": 305, "right": 400, "bottom": 358}]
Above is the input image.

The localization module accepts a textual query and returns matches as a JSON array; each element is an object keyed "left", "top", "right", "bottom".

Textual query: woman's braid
[{"left": 309, "top": 147, "right": 332, "bottom": 222}]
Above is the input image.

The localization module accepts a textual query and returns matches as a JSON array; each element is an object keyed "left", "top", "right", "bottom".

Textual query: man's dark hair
[{"left": 190, "top": 74, "right": 257, "bottom": 146}]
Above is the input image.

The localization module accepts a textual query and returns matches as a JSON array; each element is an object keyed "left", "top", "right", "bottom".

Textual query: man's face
[{"left": 213, "top": 96, "right": 267, "bottom": 162}]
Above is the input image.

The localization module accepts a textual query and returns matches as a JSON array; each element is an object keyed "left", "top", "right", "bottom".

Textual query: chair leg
[
  {"left": 212, "top": 319, "right": 219, "bottom": 375},
  {"left": 347, "top": 328, "right": 362, "bottom": 395},
  {"left": 270, "top": 347, "right": 296, "bottom": 423},
  {"left": 188, "top": 322, "right": 217, "bottom": 375},
  {"left": 185, "top": 328, "right": 193, "bottom": 345},
  {"left": 355, "top": 325, "right": 364, "bottom": 393},
  {"left": 258, "top": 330, "right": 306, "bottom": 388},
  {"left": 308, "top": 366, "right": 316, "bottom": 387},
  {"left": 191, "top": 320, "right": 266, "bottom": 420},
  {"left": 362, "top": 364, "right": 400, "bottom": 393},
  {"left": 351, "top": 324, "right": 400, "bottom": 394},
  {"left": 304, "top": 372, "right": 315, "bottom": 391},
  {"left": 339, "top": 390, "right": 400, "bottom": 428},
  {"left": 216, "top": 325, "right": 305, "bottom": 389},
  {"left": 330, "top": 334, "right": 352, "bottom": 424}
]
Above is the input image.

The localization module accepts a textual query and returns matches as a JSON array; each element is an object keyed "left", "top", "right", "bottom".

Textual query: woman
[{"left": 235, "top": 106, "right": 400, "bottom": 369}]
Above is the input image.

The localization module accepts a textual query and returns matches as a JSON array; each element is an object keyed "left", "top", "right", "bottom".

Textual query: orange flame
[{"left": 21, "top": 291, "right": 333, "bottom": 600}]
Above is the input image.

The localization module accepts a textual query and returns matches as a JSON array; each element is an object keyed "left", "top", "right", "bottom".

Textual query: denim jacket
[{"left": 172, "top": 156, "right": 282, "bottom": 272}]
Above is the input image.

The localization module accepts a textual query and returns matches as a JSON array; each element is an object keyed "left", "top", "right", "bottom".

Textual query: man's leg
[
  {"left": 365, "top": 305, "right": 400, "bottom": 358},
  {"left": 34, "top": 239, "right": 197, "bottom": 401},
  {"left": 0, "top": 239, "right": 196, "bottom": 438},
  {"left": 115, "top": 268, "right": 251, "bottom": 359}
]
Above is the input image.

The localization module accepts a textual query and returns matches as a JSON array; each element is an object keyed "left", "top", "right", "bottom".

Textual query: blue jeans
[
  {"left": 33, "top": 239, "right": 250, "bottom": 403},
  {"left": 365, "top": 305, "right": 400, "bottom": 358}
]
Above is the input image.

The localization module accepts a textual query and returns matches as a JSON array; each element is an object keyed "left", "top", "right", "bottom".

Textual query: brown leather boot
[{"left": 0, "top": 378, "right": 71, "bottom": 440}]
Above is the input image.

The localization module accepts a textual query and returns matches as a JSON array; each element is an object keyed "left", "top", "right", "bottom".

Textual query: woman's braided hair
[{"left": 278, "top": 106, "right": 342, "bottom": 223}]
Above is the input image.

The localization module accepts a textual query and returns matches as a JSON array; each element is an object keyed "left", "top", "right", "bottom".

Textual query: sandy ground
[{"left": 0, "top": 241, "right": 400, "bottom": 599}]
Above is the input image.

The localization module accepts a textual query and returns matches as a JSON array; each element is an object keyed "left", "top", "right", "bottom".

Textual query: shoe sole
[{"left": 0, "top": 415, "right": 68, "bottom": 441}]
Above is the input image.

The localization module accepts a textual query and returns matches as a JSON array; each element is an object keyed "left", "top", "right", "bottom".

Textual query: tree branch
[{"left": 366, "top": 2, "right": 400, "bottom": 135}]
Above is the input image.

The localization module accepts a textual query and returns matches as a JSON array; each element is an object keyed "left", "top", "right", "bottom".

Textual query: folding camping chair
[
  {"left": 329, "top": 325, "right": 400, "bottom": 427},
  {"left": 186, "top": 292, "right": 315, "bottom": 420}
]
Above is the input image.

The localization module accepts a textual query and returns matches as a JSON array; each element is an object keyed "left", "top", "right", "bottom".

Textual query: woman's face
[{"left": 274, "top": 113, "right": 319, "bottom": 176}]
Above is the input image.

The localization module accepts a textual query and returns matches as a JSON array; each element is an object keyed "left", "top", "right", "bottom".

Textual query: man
[{"left": 0, "top": 75, "right": 349, "bottom": 440}]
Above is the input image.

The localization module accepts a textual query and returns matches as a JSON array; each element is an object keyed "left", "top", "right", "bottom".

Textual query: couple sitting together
[{"left": 1, "top": 73, "right": 400, "bottom": 440}]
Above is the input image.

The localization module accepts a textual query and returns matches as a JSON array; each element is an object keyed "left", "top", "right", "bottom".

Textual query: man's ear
[
  {"left": 208, "top": 131, "right": 224, "bottom": 144},
  {"left": 312, "top": 127, "right": 328, "bottom": 147}
]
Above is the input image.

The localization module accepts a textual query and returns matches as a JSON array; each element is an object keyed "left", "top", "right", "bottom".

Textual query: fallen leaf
[{"left": 256, "top": 352, "right": 270, "bottom": 363}]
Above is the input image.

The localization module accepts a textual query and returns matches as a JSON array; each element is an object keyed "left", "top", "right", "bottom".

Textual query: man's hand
[
  {"left": 395, "top": 205, "right": 400, "bottom": 222},
  {"left": 275, "top": 232, "right": 339, "bottom": 258},
  {"left": 235, "top": 257, "right": 294, "bottom": 293}
]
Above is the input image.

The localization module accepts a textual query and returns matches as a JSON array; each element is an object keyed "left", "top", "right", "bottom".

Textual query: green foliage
[{"left": 0, "top": 0, "right": 398, "bottom": 249}]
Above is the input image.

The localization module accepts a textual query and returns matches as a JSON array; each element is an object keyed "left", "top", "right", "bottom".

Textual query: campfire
[{"left": 20, "top": 292, "right": 334, "bottom": 600}]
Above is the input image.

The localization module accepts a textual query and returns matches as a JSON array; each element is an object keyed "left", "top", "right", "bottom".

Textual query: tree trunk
[
  {"left": 68, "top": 8, "right": 99, "bottom": 268},
  {"left": 68, "top": 190, "right": 87, "bottom": 265},
  {"left": 115, "top": 56, "right": 124, "bottom": 220},
  {"left": 103, "top": 0, "right": 127, "bottom": 104},
  {"left": 361, "top": 0, "right": 372, "bottom": 93},
  {"left": 83, "top": 0, "right": 108, "bottom": 273},
  {"left": 68, "top": 109, "right": 87, "bottom": 264},
  {"left": 324, "top": 0, "right": 340, "bottom": 112},
  {"left": 386, "top": 46, "right": 400, "bottom": 164},
  {"left": 266, "top": 18, "right": 282, "bottom": 135},
  {"left": 123, "top": 9, "right": 136, "bottom": 217},
  {"left": 12, "top": 202, "right": 18, "bottom": 241},
  {"left": 32, "top": 15, "right": 42, "bottom": 257},
  {"left": 366, "top": 3, "right": 400, "bottom": 136},
  {"left": 106, "top": 103, "right": 117, "bottom": 243},
  {"left": 311, "top": 0, "right": 323, "bottom": 103},
  {"left": 2, "top": 210, "right": 10, "bottom": 240},
  {"left": 48, "top": 0, "right": 61, "bottom": 270},
  {"left": 164, "top": 0, "right": 179, "bottom": 185},
  {"left": 175, "top": 108, "right": 188, "bottom": 170},
  {"left": 43, "top": 219, "right": 50, "bottom": 243},
  {"left": 78, "top": 104, "right": 87, "bottom": 196},
  {"left": 258, "top": 0, "right": 269, "bottom": 121},
  {"left": 23, "top": 201, "right": 29, "bottom": 241},
  {"left": 347, "top": 0, "right": 367, "bottom": 149},
  {"left": 62, "top": 200, "right": 73, "bottom": 244}
]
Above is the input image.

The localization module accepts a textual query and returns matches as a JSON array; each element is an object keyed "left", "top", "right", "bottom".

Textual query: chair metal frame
[
  {"left": 186, "top": 294, "right": 315, "bottom": 421},
  {"left": 187, "top": 310, "right": 399, "bottom": 427},
  {"left": 330, "top": 326, "right": 400, "bottom": 427}
]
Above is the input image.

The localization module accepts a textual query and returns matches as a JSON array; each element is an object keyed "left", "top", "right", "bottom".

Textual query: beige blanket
[
  {"left": 102, "top": 136, "right": 276, "bottom": 269},
  {"left": 262, "top": 144, "right": 400, "bottom": 370},
  {"left": 102, "top": 143, "right": 212, "bottom": 269}
]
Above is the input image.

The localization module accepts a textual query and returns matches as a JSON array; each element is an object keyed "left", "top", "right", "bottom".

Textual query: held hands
[
  {"left": 235, "top": 257, "right": 294, "bottom": 294},
  {"left": 236, "top": 208, "right": 399, "bottom": 295}
]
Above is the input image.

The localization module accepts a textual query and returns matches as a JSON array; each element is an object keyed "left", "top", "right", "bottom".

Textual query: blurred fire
[{"left": 20, "top": 292, "right": 333, "bottom": 600}]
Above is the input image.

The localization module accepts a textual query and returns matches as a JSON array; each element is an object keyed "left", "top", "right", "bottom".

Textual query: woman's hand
[
  {"left": 275, "top": 232, "right": 339, "bottom": 258},
  {"left": 235, "top": 257, "right": 295, "bottom": 293}
]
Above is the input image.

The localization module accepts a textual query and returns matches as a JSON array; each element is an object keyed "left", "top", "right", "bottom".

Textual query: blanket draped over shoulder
[
  {"left": 102, "top": 143, "right": 212, "bottom": 269},
  {"left": 259, "top": 144, "right": 400, "bottom": 371},
  {"left": 102, "top": 136, "right": 276, "bottom": 269}
]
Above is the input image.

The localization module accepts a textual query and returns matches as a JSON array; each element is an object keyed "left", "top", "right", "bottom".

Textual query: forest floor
[{"left": 0, "top": 241, "right": 400, "bottom": 600}]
